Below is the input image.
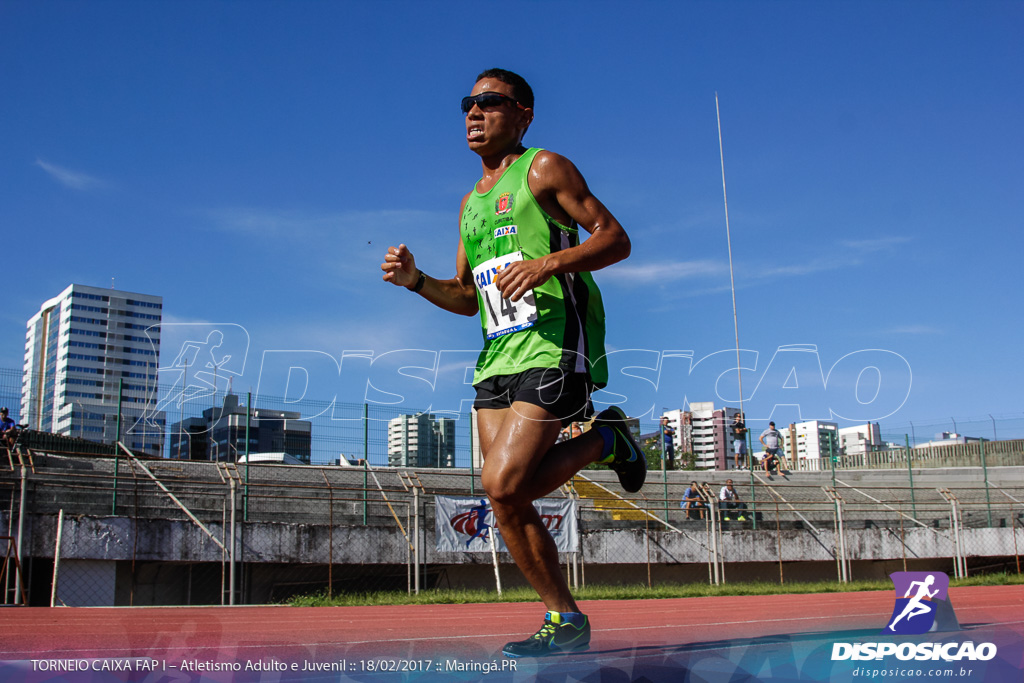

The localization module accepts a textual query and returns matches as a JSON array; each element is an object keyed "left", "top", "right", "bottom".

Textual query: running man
[
  {"left": 381, "top": 68, "right": 644, "bottom": 658},
  {"left": 888, "top": 574, "right": 939, "bottom": 631}
]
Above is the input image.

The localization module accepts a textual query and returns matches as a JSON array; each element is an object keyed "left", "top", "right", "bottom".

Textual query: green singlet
[{"left": 460, "top": 147, "right": 608, "bottom": 388}]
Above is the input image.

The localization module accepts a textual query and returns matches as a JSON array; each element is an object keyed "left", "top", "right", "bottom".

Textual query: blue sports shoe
[
  {"left": 502, "top": 612, "right": 591, "bottom": 658},
  {"left": 593, "top": 406, "right": 647, "bottom": 493}
]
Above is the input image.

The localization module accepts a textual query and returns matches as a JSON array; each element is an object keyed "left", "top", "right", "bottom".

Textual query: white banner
[{"left": 435, "top": 496, "right": 578, "bottom": 553}]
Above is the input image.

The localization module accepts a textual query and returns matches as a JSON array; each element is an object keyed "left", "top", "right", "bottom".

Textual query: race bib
[{"left": 472, "top": 251, "right": 539, "bottom": 340}]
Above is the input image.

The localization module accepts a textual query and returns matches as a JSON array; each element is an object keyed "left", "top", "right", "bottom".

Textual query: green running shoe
[
  {"left": 593, "top": 406, "right": 647, "bottom": 493},
  {"left": 502, "top": 612, "right": 591, "bottom": 658}
]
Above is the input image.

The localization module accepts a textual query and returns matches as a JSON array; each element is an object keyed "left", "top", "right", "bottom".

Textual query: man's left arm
[{"left": 494, "top": 151, "right": 630, "bottom": 302}]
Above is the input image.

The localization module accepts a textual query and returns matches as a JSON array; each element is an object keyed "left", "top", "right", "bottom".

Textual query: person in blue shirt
[
  {"left": 0, "top": 407, "right": 17, "bottom": 450},
  {"left": 680, "top": 481, "right": 706, "bottom": 520}
]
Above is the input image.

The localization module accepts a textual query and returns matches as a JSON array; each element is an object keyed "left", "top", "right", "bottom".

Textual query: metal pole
[
  {"left": 362, "top": 460, "right": 369, "bottom": 526},
  {"left": 469, "top": 410, "right": 476, "bottom": 496},
  {"left": 748, "top": 429, "right": 757, "bottom": 530},
  {"left": 829, "top": 431, "right": 836, "bottom": 490},
  {"left": 715, "top": 93, "right": 746, "bottom": 435},
  {"left": 244, "top": 392, "right": 251, "bottom": 522},
  {"left": 15, "top": 464, "right": 27, "bottom": 604},
  {"left": 50, "top": 509, "right": 64, "bottom": 607},
  {"left": 660, "top": 419, "right": 668, "bottom": 519},
  {"left": 327, "top": 477, "right": 334, "bottom": 600},
  {"left": 229, "top": 478, "right": 236, "bottom": 606},
  {"left": 179, "top": 359, "right": 186, "bottom": 459},
  {"left": 838, "top": 498, "right": 848, "bottom": 583},
  {"left": 363, "top": 403, "right": 370, "bottom": 524},
  {"left": 981, "top": 439, "right": 992, "bottom": 527},
  {"left": 905, "top": 435, "right": 917, "bottom": 519},
  {"left": 363, "top": 403, "right": 369, "bottom": 462},
  {"left": 775, "top": 498, "right": 783, "bottom": 584},
  {"left": 413, "top": 487, "right": 420, "bottom": 594},
  {"left": 112, "top": 378, "right": 123, "bottom": 514},
  {"left": 489, "top": 523, "right": 502, "bottom": 596}
]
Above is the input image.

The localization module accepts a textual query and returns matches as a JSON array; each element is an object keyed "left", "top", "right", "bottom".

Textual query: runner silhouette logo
[{"left": 883, "top": 571, "right": 949, "bottom": 635}]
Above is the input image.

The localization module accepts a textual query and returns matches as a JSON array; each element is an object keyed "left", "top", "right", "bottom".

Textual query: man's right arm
[{"left": 380, "top": 194, "right": 479, "bottom": 317}]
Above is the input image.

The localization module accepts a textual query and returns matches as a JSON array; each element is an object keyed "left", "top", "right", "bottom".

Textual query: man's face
[
  {"left": 726, "top": 480, "right": 733, "bottom": 487},
  {"left": 465, "top": 78, "right": 532, "bottom": 155}
]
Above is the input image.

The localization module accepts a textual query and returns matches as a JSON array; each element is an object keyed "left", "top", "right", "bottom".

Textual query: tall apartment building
[
  {"left": 21, "top": 284, "right": 164, "bottom": 455},
  {"left": 388, "top": 413, "right": 455, "bottom": 468},
  {"left": 664, "top": 402, "right": 740, "bottom": 470},
  {"left": 167, "top": 394, "right": 312, "bottom": 463}
]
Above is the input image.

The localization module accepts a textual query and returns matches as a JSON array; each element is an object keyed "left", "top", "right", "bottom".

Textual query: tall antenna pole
[{"left": 716, "top": 93, "right": 745, "bottom": 415}]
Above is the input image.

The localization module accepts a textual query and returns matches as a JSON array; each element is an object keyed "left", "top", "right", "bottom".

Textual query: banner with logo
[{"left": 435, "top": 496, "right": 578, "bottom": 553}]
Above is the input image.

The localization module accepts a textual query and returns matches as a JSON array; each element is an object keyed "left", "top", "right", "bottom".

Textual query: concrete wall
[{"left": 13, "top": 512, "right": 1021, "bottom": 567}]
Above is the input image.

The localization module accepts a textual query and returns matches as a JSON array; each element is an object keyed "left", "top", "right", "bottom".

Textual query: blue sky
[{"left": 2, "top": 0, "right": 1021, "bottom": 439}]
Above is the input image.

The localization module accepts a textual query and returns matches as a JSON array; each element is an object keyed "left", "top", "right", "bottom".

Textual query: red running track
[{"left": 1, "top": 586, "right": 1022, "bottom": 681}]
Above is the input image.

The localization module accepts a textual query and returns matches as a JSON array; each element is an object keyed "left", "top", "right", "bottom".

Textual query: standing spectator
[
  {"left": 731, "top": 412, "right": 747, "bottom": 470},
  {"left": 719, "top": 479, "right": 748, "bottom": 521},
  {"left": 759, "top": 421, "right": 784, "bottom": 478},
  {"left": 660, "top": 416, "right": 676, "bottom": 470},
  {"left": 680, "top": 481, "right": 706, "bottom": 520}
]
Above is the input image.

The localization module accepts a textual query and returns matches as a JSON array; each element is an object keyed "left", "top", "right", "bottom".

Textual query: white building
[
  {"left": 388, "top": 412, "right": 456, "bottom": 468},
  {"left": 21, "top": 284, "right": 164, "bottom": 455},
  {"left": 781, "top": 420, "right": 839, "bottom": 463},
  {"left": 838, "top": 422, "right": 884, "bottom": 455},
  {"left": 914, "top": 432, "right": 984, "bottom": 448}
]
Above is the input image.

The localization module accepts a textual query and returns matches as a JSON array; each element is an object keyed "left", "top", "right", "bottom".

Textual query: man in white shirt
[{"left": 719, "top": 479, "right": 747, "bottom": 521}]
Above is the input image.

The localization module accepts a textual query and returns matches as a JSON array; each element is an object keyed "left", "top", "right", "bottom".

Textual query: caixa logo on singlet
[
  {"left": 495, "top": 192, "right": 514, "bottom": 215},
  {"left": 494, "top": 225, "right": 518, "bottom": 238}
]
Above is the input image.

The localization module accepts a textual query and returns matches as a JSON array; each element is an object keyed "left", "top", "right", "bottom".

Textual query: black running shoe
[
  {"left": 502, "top": 612, "right": 591, "bottom": 658},
  {"left": 593, "top": 406, "right": 646, "bottom": 493}
]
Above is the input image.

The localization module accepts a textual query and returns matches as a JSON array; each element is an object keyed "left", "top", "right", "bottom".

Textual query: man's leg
[{"left": 478, "top": 402, "right": 604, "bottom": 612}]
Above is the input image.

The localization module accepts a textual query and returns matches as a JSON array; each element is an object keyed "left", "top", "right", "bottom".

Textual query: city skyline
[{"left": 2, "top": 2, "right": 1021, "bottom": 437}]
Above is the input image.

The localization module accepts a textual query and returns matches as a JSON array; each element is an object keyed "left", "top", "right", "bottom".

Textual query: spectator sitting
[
  {"left": 758, "top": 421, "right": 784, "bottom": 478},
  {"left": 0, "top": 407, "right": 17, "bottom": 450},
  {"left": 680, "top": 481, "right": 706, "bottom": 520},
  {"left": 719, "top": 479, "right": 748, "bottom": 521},
  {"left": 757, "top": 449, "right": 780, "bottom": 477}
]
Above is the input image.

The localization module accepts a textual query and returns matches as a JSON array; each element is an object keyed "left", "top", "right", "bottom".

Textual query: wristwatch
[{"left": 410, "top": 270, "right": 426, "bottom": 293}]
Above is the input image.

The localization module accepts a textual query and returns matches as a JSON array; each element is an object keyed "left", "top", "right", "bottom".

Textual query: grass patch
[{"left": 288, "top": 572, "right": 1023, "bottom": 608}]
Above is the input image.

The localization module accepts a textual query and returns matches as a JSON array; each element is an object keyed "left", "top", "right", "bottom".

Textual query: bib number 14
[{"left": 472, "top": 252, "right": 539, "bottom": 340}]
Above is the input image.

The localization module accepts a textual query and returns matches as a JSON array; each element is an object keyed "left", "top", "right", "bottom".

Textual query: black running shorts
[{"left": 473, "top": 368, "right": 593, "bottom": 427}]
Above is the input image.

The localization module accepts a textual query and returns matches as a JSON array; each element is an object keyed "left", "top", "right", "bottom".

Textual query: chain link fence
[
  {"left": 2, "top": 445, "right": 1022, "bottom": 607},
  {"left": 1, "top": 366, "right": 1022, "bottom": 607}
]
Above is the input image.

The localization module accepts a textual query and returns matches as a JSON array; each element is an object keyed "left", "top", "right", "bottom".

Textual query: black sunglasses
[{"left": 461, "top": 92, "right": 525, "bottom": 114}]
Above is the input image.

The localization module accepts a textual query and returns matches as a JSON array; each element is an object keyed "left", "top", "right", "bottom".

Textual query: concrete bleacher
[
  {"left": 4, "top": 448, "right": 1022, "bottom": 606},
  {"left": 6, "top": 449, "right": 1022, "bottom": 532}
]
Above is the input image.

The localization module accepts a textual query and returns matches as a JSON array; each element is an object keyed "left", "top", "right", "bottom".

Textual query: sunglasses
[{"left": 461, "top": 92, "right": 525, "bottom": 114}]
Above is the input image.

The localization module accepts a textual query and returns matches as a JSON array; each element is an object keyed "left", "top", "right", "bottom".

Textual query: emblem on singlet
[{"left": 495, "top": 192, "right": 515, "bottom": 215}]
